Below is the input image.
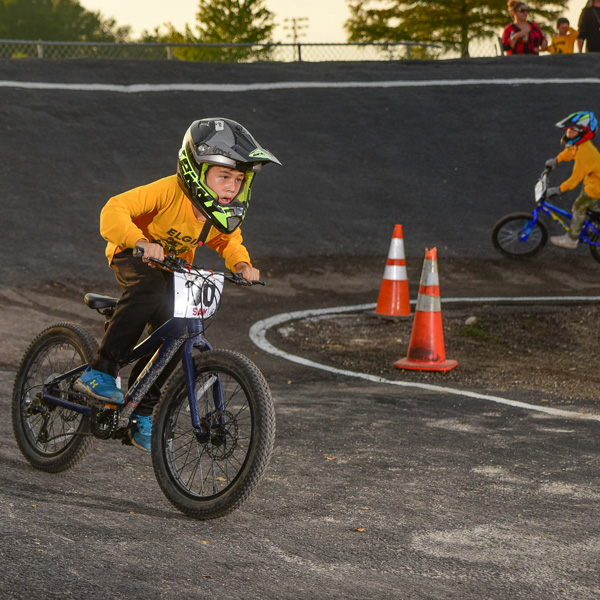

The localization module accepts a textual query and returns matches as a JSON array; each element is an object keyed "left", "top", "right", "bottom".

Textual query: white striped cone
[{"left": 374, "top": 224, "right": 411, "bottom": 318}]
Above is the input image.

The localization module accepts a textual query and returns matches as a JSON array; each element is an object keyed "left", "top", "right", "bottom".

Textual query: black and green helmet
[{"left": 177, "top": 118, "right": 281, "bottom": 234}]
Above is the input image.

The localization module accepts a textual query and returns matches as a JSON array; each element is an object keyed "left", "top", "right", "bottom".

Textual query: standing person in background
[
  {"left": 547, "top": 17, "right": 578, "bottom": 54},
  {"left": 502, "top": 1, "right": 548, "bottom": 55},
  {"left": 577, "top": 0, "right": 600, "bottom": 52}
]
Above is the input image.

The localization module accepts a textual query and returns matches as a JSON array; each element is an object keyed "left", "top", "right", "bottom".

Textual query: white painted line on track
[
  {"left": 1, "top": 78, "right": 600, "bottom": 93},
  {"left": 249, "top": 297, "right": 600, "bottom": 423}
]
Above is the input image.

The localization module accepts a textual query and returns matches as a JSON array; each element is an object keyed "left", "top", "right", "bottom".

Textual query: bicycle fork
[{"left": 181, "top": 319, "right": 226, "bottom": 432}]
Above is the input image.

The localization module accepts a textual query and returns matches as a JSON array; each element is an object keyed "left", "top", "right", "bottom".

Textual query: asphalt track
[{"left": 1, "top": 57, "right": 600, "bottom": 599}]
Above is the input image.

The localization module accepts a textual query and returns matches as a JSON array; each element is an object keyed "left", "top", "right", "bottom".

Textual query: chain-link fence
[{"left": 0, "top": 38, "right": 504, "bottom": 62}]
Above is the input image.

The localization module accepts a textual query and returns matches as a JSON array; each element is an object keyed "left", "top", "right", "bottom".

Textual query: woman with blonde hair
[{"left": 502, "top": 1, "right": 548, "bottom": 54}]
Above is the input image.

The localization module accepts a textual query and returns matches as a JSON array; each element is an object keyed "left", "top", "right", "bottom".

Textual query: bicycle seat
[{"left": 84, "top": 293, "right": 119, "bottom": 310}]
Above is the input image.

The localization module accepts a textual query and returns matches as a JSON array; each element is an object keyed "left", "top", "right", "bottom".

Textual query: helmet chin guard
[
  {"left": 177, "top": 118, "right": 281, "bottom": 234},
  {"left": 556, "top": 111, "right": 598, "bottom": 147}
]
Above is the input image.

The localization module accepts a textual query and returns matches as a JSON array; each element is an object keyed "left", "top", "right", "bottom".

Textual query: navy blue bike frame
[
  {"left": 40, "top": 315, "right": 219, "bottom": 433},
  {"left": 524, "top": 199, "right": 600, "bottom": 246}
]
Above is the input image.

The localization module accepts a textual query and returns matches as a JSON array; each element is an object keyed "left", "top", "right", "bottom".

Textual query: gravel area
[{"left": 272, "top": 301, "right": 600, "bottom": 411}]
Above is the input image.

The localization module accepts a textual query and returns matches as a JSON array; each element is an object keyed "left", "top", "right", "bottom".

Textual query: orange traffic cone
[
  {"left": 374, "top": 224, "right": 411, "bottom": 320},
  {"left": 394, "top": 247, "right": 457, "bottom": 372}
]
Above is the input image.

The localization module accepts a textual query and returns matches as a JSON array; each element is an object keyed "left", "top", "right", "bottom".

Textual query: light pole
[{"left": 283, "top": 17, "right": 309, "bottom": 61}]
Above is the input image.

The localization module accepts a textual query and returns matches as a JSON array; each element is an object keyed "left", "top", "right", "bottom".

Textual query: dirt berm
[{"left": 1, "top": 54, "right": 600, "bottom": 285}]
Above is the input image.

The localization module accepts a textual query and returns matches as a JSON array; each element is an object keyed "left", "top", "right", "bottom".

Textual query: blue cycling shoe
[
  {"left": 75, "top": 367, "right": 125, "bottom": 404},
  {"left": 131, "top": 414, "right": 152, "bottom": 453}
]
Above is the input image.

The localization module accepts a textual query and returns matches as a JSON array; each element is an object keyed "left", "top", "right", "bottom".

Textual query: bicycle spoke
[{"left": 162, "top": 369, "right": 253, "bottom": 499}]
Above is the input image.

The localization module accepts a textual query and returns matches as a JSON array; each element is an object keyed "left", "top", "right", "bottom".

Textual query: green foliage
[
  {"left": 345, "top": 0, "right": 569, "bottom": 57},
  {"left": 151, "top": 0, "right": 276, "bottom": 62},
  {"left": 0, "top": 0, "right": 131, "bottom": 42}
]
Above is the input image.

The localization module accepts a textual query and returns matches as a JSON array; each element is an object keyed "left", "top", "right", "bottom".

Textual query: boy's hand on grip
[
  {"left": 234, "top": 261, "right": 260, "bottom": 283},
  {"left": 546, "top": 186, "right": 561, "bottom": 197},
  {"left": 135, "top": 239, "right": 165, "bottom": 266}
]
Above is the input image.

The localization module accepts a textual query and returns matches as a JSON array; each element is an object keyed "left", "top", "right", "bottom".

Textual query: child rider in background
[
  {"left": 547, "top": 17, "right": 578, "bottom": 54},
  {"left": 75, "top": 117, "right": 281, "bottom": 451},
  {"left": 544, "top": 111, "right": 600, "bottom": 249}
]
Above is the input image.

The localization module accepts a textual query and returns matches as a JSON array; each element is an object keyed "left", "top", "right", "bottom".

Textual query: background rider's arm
[{"left": 556, "top": 148, "right": 583, "bottom": 193}]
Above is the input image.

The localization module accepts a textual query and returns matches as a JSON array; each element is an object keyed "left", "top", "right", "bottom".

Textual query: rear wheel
[
  {"left": 492, "top": 212, "right": 548, "bottom": 258},
  {"left": 12, "top": 323, "right": 97, "bottom": 472},
  {"left": 152, "top": 349, "right": 276, "bottom": 520}
]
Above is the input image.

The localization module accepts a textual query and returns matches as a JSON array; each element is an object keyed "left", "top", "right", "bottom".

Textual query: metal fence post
[
  {"left": 166, "top": 45, "right": 173, "bottom": 60},
  {"left": 406, "top": 44, "right": 411, "bottom": 60},
  {"left": 37, "top": 42, "right": 43, "bottom": 59},
  {"left": 297, "top": 43, "right": 302, "bottom": 62}
]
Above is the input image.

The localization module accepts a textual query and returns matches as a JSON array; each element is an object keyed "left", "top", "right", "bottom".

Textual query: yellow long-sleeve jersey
[
  {"left": 557, "top": 140, "right": 600, "bottom": 199},
  {"left": 100, "top": 175, "right": 251, "bottom": 270}
]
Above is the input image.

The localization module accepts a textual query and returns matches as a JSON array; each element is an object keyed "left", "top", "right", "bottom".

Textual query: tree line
[{"left": 0, "top": 0, "right": 570, "bottom": 60}]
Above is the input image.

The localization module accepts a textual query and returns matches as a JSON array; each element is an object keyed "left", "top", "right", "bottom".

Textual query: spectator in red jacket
[{"left": 502, "top": 1, "right": 548, "bottom": 55}]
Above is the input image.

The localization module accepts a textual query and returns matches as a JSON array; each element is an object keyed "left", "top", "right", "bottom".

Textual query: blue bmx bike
[
  {"left": 11, "top": 250, "right": 276, "bottom": 520},
  {"left": 492, "top": 166, "right": 600, "bottom": 263}
]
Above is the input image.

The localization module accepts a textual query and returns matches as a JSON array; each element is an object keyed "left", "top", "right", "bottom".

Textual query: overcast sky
[{"left": 79, "top": 0, "right": 350, "bottom": 42}]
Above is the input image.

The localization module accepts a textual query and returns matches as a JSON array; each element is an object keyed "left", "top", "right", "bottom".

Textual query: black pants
[{"left": 88, "top": 250, "right": 180, "bottom": 416}]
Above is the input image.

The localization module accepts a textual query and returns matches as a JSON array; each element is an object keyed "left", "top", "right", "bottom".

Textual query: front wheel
[
  {"left": 152, "top": 349, "right": 276, "bottom": 520},
  {"left": 492, "top": 212, "right": 548, "bottom": 258},
  {"left": 12, "top": 323, "right": 98, "bottom": 472}
]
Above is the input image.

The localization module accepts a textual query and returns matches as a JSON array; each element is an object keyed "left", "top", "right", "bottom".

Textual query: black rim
[
  {"left": 19, "top": 340, "right": 87, "bottom": 456},
  {"left": 162, "top": 367, "right": 254, "bottom": 500},
  {"left": 496, "top": 217, "right": 544, "bottom": 255}
]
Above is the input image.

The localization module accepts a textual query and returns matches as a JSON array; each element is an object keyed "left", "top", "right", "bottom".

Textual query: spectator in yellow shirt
[{"left": 548, "top": 17, "right": 578, "bottom": 54}]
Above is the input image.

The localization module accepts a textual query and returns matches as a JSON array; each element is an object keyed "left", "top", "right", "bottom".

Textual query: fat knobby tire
[
  {"left": 152, "top": 349, "right": 276, "bottom": 520},
  {"left": 12, "top": 322, "right": 98, "bottom": 472}
]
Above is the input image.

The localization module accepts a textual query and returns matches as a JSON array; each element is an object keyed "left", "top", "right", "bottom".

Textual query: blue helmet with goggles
[
  {"left": 177, "top": 118, "right": 281, "bottom": 234},
  {"left": 556, "top": 111, "right": 598, "bottom": 147}
]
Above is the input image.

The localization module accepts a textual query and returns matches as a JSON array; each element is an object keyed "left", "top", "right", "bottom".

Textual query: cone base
[
  {"left": 370, "top": 310, "right": 411, "bottom": 321},
  {"left": 394, "top": 357, "right": 458, "bottom": 372}
]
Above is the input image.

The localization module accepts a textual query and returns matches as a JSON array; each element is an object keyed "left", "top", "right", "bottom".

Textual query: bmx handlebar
[{"left": 133, "top": 246, "right": 265, "bottom": 287}]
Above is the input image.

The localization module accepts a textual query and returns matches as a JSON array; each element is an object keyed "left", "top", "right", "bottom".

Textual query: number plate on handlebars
[
  {"left": 535, "top": 180, "right": 545, "bottom": 202},
  {"left": 173, "top": 270, "right": 224, "bottom": 319}
]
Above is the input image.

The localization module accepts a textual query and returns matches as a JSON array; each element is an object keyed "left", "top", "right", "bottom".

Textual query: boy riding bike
[
  {"left": 544, "top": 111, "right": 600, "bottom": 249},
  {"left": 74, "top": 118, "right": 280, "bottom": 451}
]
